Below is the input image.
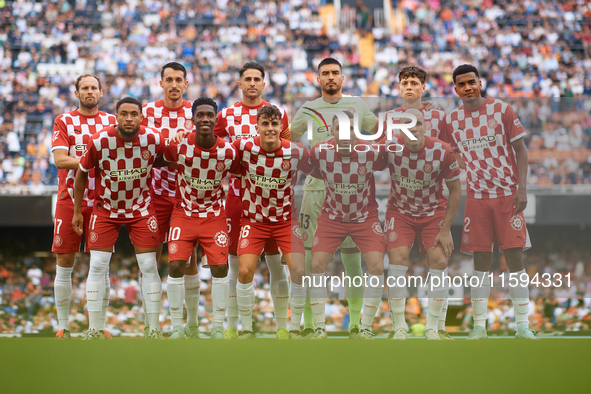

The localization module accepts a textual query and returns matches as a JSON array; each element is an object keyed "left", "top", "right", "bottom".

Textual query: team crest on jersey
[
  {"left": 214, "top": 231, "right": 229, "bottom": 247},
  {"left": 425, "top": 121, "right": 432, "bottom": 131},
  {"left": 89, "top": 232, "right": 98, "bottom": 243},
  {"left": 346, "top": 107, "right": 357, "bottom": 114},
  {"left": 488, "top": 119, "right": 498, "bottom": 129},
  {"left": 462, "top": 234, "right": 471, "bottom": 245},
  {"left": 510, "top": 215, "right": 524, "bottom": 231},
  {"left": 240, "top": 239, "right": 249, "bottom": 249},
  {"left": 292, "top": 225, "right": 302, "bottom": 239},
  {"left": 358, "top": 166, "right": 367, "bottom": 176},
  {"left": 54, "top": 235, "right": 63, "bottom": 247},
  {"left": 147, "top": 216, "right": 158, "bottom": 233},
  {"left": 302, "top": 232, "right": 308, "bottom": 242},
  {"left": 388, "top": 232, "right": 398, "bottom": 243},
  {"left": 423, "top": 163, "right": 433, "bottom": 173},
  {"left": 184, "top": 120, "right": 193, "bottom": 130},
  {"left": 216, "top": 163, "right": 225, "bottom": 172},
  {"left": 169, "top": 243, "right": 178, "bottom": 254},
  {"left": 142, "top": 150, "right": 151, "bottom": 160},
  {"left": 282, "top": 161, "right": 291, "bottom": 171},
  {"left": 371, "top": 222, "right": 383, "bottom": 235},
  {"left": 450, "top": 162, "right": 459, "bottom": 171}
]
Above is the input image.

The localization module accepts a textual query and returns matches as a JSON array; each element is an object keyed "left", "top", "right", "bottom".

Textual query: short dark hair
[
  {"left": 239, "top": 62, "right": 265, "bottom": 79},
  {"left": 161, "top": 62, "right": 187, "bottom": 79},
  {"left": 116, "top": 97, "right": 142, "bottom": 113},
  {"left": 257, "top": 105, "right": 282, "bottom": 122},
  {"left": 317, "top": 57, "right": 342, "bottom": 73},
  {"left": 191, "top": 97, "right": 218, "bottom": 115},
  {"left": 453, "top": 64, "right": 480, "bottom": 84},
  {"left": 75, "top": 74, "right": 102, "bottom": 91},
  {"left": 398, "top": 65, "right": 427, "bottom": 84}
]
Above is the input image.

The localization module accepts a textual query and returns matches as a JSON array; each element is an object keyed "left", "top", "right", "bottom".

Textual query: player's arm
[
  {"left": 53, "top": 149, "right": 80, "bottom": 170},
  {"left": 289, "top": 106, "right": 309, "bottom": 142},
  {"left": 432, "top": 178, "right": 461, "bottom": 260},
  {"left": 72, "top": 166, "right": 89, "bottom": 236},
  {"left": 213, "top": 110, "right": 228, "bottom": 139},
  {"left": 512, "top": 137, "right": 528, "bottom": 214},
  {"left": 230, "top": 139, "right": 244, "bottom": 177}
]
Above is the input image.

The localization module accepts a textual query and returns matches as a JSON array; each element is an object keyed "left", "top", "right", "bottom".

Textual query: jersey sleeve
[
  {"left": 502, "top": 104, "right": 526, "bottom": 143},
  {"left": 296, "top": 144, "right": 314, "bottom": 174},
  {"left": 51, "top": 116, "right": 69, "bottom": 151},
  {"left": 360, "top": 100, "right": 379, "bottom": 133},
  {"left": 79, "top": 137, "right": 98, "bottom": 172},
  {"left": 280, "top": 114, "right": 291, "bottom": 140},
  {"left": 372, "top": 147, "right": 388, "bottom": 172},
  {"left": 163, "top": 140, "right": 179, "bottom": 163},
  {"left": 289, "top": 105, "right": 308, "bottom": 141},
  {"left": 441, "top": 143, "right": 461, "bottom": 181},
  {"left": 155, "top": 132, "right": 166, "bottom": 155},
  {"left": 439, "top": 116, "right": 456, "bottom": 148},
  {"left": 228, "top": 144, "right": 242, "bottom": 175},
  {"left": 214, "top": 110, "right": 228, "bottom": 139}
]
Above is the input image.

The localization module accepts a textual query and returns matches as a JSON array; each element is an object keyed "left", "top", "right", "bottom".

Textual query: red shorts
[
  {"left": 87, "top": 208, "right": 160, "bottom": 250},
  {"left": 151, "top": 194, "right": 176, "bottom": 243},
  {"left": 226, "top": 189, "right": 278, "bottom": 254},
  {"left": 461, "top": 195, "right": 530, "bottom": 253},
  {"left": 311, "top": 213, "right": 386, "bottom": 255},
  {"left": 385, "top": 209, "right": 448, "bottom": 254},
  {"left": 238, "top": 220, "right": 304, "bottom": 256},
  {"left": 167, "top": 209, "right": 229, "bottom": 265},
  {"left": 52, "top": 203, "right": 93, "bottom": 253}
]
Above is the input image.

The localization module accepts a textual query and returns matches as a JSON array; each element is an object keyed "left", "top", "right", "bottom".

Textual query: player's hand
[
  {"left": 423, "top": 101, "right": 441, "bottom": 111},
  {"left": 432, "top": 230, "right": 453, "bottom": 260},
  {"left": 513, "top": 189, "right": 527, "bottom": 214},
  {"left": 172, "top": 131, "right": 188, "bottom": 144},
  {"left": 72, "top": 212, "right": 84, "bottom": 236}
]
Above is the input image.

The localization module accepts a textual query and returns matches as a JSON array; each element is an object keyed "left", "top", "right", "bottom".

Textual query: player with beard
[
  {"left": 73, "top": 97, "right": 166, "bottom": 339},
  {"left": 214, "top": 62, "right": 291, "bottom": 340},
  {"left": 141, "top": 62, "right": 200, "bottom": 338},
  {"left": 51, "top": 75, "right": 116, "bottom": 339},
  {"left": 442, "top": 64, "right": 536, "bottom": 339},
  {"left": 306, "top": 112, "right": 387, "bottom": 340},
  {"left": 162, "top": 97, "right": 238, "bottom": 339},
  {"left": 290, "top": 58, "right": 379, "bottom": 338}
]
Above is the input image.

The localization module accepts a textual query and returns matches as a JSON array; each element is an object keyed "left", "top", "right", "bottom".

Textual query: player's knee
[
  {"left": 389, "top": 255, "right": 409, "bottom": 267},
  {"left": 169, "top": 260, "right": 186, "bottom": 277},
  {"left": 210, "top": 264, "right": 228, "bottom": 278},
  {"left": 430, "top": 258, "right": 448, "bottom": 270},
  {"left": 56, "top": 253, "right": 76, "bottom": 268},
  {"left": 238, "top": 265, "right": 254, "bottom": 283}
]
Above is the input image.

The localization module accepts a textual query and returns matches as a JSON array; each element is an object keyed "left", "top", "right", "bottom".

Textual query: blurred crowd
[
  {"left": 1, "top": 245, "right": 590, "bottom": 335},
  {"left": 0, "top": 0, "right": 591, "bottom": 191}
]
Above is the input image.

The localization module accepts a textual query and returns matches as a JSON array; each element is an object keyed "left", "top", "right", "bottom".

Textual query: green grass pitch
[{"left": 1, "top": 338, "right": 589, "bottom": 394}]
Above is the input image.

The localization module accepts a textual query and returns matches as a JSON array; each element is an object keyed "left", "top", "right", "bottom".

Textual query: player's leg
[
  {"left": 129, "top": 215, "right": 163, "bottom": 338},
  {"left": 199, "top": 216, "right": 230, "bottom": 339},
  {"left": 387, "top": 247, "right": 411, "bottom": 339},
  {"left": 168, "top": 258, "right": 187, "bottom": 339},
  {"left": 462, "top": 197, "right": 495, "bottom": 340},
  {"left": 354, "top": 219, "right": 386, "bottom": 339},
  {"left": 236, "top": 223, "right": 267, "bottom": 338},
  {"left": 284, "top": 251, "right": 307, "bottom": 339},
  {"left": 184, "top": 250, "right": 201, "bottom": 338},
  {"left": 494, "top": 195, "right": 535, "bottom": 338},
  {"left": 225, "top": 191, "right": 242, "bottom": 338},
  {"left": 52, "top": 203, "right": 82, "bottom": 339},
  {"left": 424, "top": 246, "right": 449, "bottom": 340},
  {"left": 264, "top": 238, "right": 289, "bottom": 336},
  {"left": 340, "top": 241, "right": 363, "bottom": 334},
  {"left": 299, "top": 190, "right": 323, "bottom": 337},
  {"left": 82, "top": 212, "right": 119, "bottom": 340},
  {"left": 308, "top": 251, "right": 334, "bottom": 339}
]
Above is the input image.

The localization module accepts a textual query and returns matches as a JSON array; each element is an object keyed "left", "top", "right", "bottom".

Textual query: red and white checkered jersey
[
  {"left": 385, "top": 105, "right": 446, "bottom": 139},
  {"left": 215, "top": 100, "right": 291, "bottom": 195},
  {"left": 164, "top": 135, "right": 239, "bottom": 218},
  {"left": 385, "top": 135, "right": 461, "bottom": 217},
  {"left": 441, "top": 98, "right": 525, "bottom": 199},
  {"left": 52, "top": 110, "right": 116, "bottom": 207},
  {"left": 309, "top": 139, "right": 386, "bottom": 223},
  {"left": 79, "top": 125, "right": 165, "bottom": 219},
  {"left": 232, "top": 136, "right": 312, "bottom": 223},
  {"left": 142, "top": 99, "right": 193, "bottom": 198}
]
